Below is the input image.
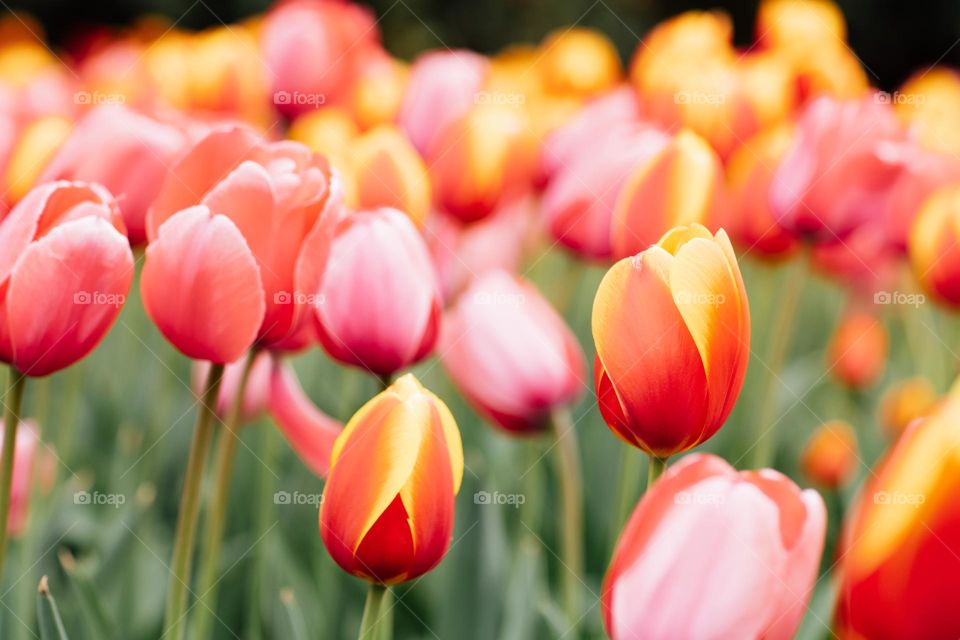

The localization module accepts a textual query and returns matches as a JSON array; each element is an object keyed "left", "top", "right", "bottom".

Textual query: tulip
[
  {"left": 771, "top": 96, "right": 906, "bottom": 242},
  {"left": 441, "top": 271, "right": 585, "bottom": 433},
  {"left": 826, "top": 309, "right": 887, "bottom": 390},
  {"left": 0, "top": 420, "right": 45, "bottom": 537},
  {"left": 0, "top": 181, "right": 134, "bottom": 376},
  {"left": 811, "top": 225, "right": 899, "bottom": 299},
  {"left": 2, "top": 115, "right": 72, "bottom": 205},
  {"left": 801, "top": 420, "right": 858, "bottom": 488},
  {"left": 319, "top": 375, "right": 462, "bottom": 637},
  {"left": 143, "top": 126, "right": 341, "bottom": 359},
  {"left": 896, "top": 67, "right": 960, "bottom": 156},
  {"left": 536, "top": 28, "right": 621, "bottom": 98},
  {"left": 314, "top": 208, "right": 441, "bottom": 377},
  {"left": 193, "top": 351, "right": 273, "bottom": 422},
  {"left": 603, "top": 453, "right": 826, "bottom": 640},
  {"left": 836, "top": 390, "right": 960, "bottom": 638},
  {"left": 351, "top": 126, "right": 430, "bottom": 226},
  {"left": 879, "top": 377, "right": 938, "bottom": 438},
  {"left": 592, "top": 224, "right": 750, "bottom": 457},
  {"left": 611, "top": 129, "right": 727, "bottom": 260},
  {"left": 345, "top": 52, "right": 407, "bottom": 130},
  {"left": 39, "top": 105, "right": 187, "bottom": 245},
  {"left": 909, "top": 183, "right": 960, "bottom": 306}
]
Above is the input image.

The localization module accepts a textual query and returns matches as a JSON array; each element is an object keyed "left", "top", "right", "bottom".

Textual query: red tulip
[
  {"left": 0, "top": 181, "right": 133, "bottom": 376},
  {"left": 38, "top": 105, "right": 187, "bottom": 245},
  {"left": 441, "top": 271, "right": 585, "bottom": 434},
  {"left": 603, "top": 453, "right": 826, "bottom": 640},
  {"left": 319, "top": 374, "right": 463, "bottom": 584},
  {"left": 143, "top": 126, "right": 341, "bottom": 358},
  {"left": 314, "top": 208, "right": 440, "bottom": 376}
]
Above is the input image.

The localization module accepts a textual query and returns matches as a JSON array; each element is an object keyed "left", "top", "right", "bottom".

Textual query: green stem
[
  {"left": 357, "top": 582, "right": 390, "bottom": 640},
  {"left": 376, "top": 373, "right": 393, "bottom": 392},
  {"left": 750, "top": 253, "right": 807, "bottom": 468},
  {"left": 549, "top": 407, "right": 583, "bottom": 631},
  {"left": 191, "top": 352, "right": 258, "bottom": 640},
  {"left": 646, "top": 456, "right": 667, "bottom": 489},
  {"left": 244, "top": 416, "right": 276, "bottom": 640},
  {"left": 0, "top": 367, "right": 27, "bottom": 581},
  {"left": 162, "top": 363, "right": 224, "bottom": 640}
]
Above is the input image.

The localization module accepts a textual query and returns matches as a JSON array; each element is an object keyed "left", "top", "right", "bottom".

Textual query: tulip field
[{"left": 2, "top": 0, "right": 960, "bottom": 638}]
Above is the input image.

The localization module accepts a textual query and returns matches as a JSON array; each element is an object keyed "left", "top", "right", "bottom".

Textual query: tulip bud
[
  {"left": 801, "top": 420, "right": 858, "bottom": 488},
  {"left": 2, "top": 115, "right": 72, "bottom": 204},
  {"left": 604, "top": 454, "right": 825, "bottom": 640},
  {"left": 837, "top": 391, "right": 960, "bottom": 638},
  {"left": 320, "top": 374, "right": 463, "bottom": 584},
  {"left": 0, "top": 181, "right": 133, "bottom": 376},
  {"left": 536, "top": 28, "right": 621, "bottom": 98},
  {"left": 909, "top": 183, "right": 960, "bottom": 306},
  {"left": 346, "top": 53, "right": 407, "bottom": 130},
  {"left": 826, "top": 309, "right": 887, "bottom": 389},
  {"left": 314, "top": 208, "right": 441, "bottom": 377},
  {"left": 878, "top": 377, "right": 938, "bottom": 438},
  {"left": 441, "top": 271, "right": 585, "bottom": 434},
  {"left": 611, "top": 129, "right": 727, "bottom": 260},
  {"left": 592, "top": 224, "right": 750, "bottom": 457},
  {"left": 896, "top": 67, "right": 960, "bottom": 156},
  {"left": 0, "top": 421, "right": 47, "bottom": 537},
  {"left": 351, "top": 126, "right": 430, "bottom": 226}
]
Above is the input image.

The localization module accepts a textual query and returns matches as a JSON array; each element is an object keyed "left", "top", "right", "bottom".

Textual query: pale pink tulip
[{"left": 0, "top": 420, "right": 45, "bottom": 537}]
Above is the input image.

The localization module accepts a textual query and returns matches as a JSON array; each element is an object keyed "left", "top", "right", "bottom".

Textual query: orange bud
[
  {"left": 536, "top": 28, "right": 621, "bottom": 98},
  {"left": 801, "top": 420, "right": 858, "bottom": 488},
  {"left": 826, "top": 309, "right": 887, "bottom": 390},
  {"left": 879, "top": 377, "right": 939, "bottom": 438},
  {"left": 319, "top": 374, "right": 463, "bottom": 584},
  {"left": 351, "top": 126, "right": 430, "bottom": 226},
  {"left": 592, "top": 224, "right": 750, "bottom": 457},
  {"left": 909, "top": 183, "right": 960, "bottom": 306}
]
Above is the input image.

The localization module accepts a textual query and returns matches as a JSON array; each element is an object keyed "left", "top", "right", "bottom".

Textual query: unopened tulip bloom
[
  {"left": 320, "top": 374, "right": 463, "bottom": 584},
  {"left": 836, "top": 390, "right": 960, "bottom": 638},
  {"left": 801, "top": 420, "right": 858, "bottom": 489},
  {"left": 39, "top": 105, "right": 187, "bottom": 245},
  {"left": 879, "top": 377, "right": 938, "bottom": 438},
  {"left": 604, "top": 453, "right": 825, "bottom": 640},
  {"left": 592, "top": 224, "right": 750, "bottom": 457},
  {"left": 909, "top": 183, "right": 960, "bottom": 306},
  {"left": 0, "top": 181, "right": 133, "bottom": 376},
  {"left": 536, "top": 28, "right": 621, "bottom": 98},
  {"left": 2, "top": 115, "right": 72, "bottom": 205},
  {"left": 896, "top": 67, "right": 960, "bottom": 156},
  {"left": 0, "top": 421, "right": 46, "bottom": 536},
  {"left": 441, "top": 271, "right": 585, "bottom": 433},
  {"left": 611, "top": 129, "right": 727, "bottom": 260},
  {"left": 346, "top": 51, "right": 407, "bottom": 130},
  {"left": 314, "top": 208, "right": 441, "bottom": 377},
  {"left": 826, "top": 309, "right": 887, "bottom": 390},
  {"left": 143, "top": 126, "right": 341, "bottom": 361},
  {"left": 351, "top": 126, "right": 430, "bottom": 226}
]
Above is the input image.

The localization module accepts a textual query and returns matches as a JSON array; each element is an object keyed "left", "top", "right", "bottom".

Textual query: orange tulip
[
  {"left": 826, "top": 309, "right": 887, "bottom": 390},
  {"left": 592, "top": 224, "right": 750, "bottom": 457},
  {"left": 896, "top": 67, "right": 960, "bottom": 156},
  {"left": 351, "top": 126, "right": 430, "bottom": 226},
  {"left": 611, "top": 129, "right": 727, "bottom": 260},
  {"left": 319, "top": 374, "right": 463, "bottom": 584},
  {"left": 2, "top": 115, "right": 73, "bottom": 205},
  {"left": 879, "top": 377, "right": 939, "bottom": 438},
  {"left": 909, "top": 183, "right": 960, "bottom": 306},
  {"left": 536, "top": 28, "right": 621, "bottom": 98},
  {"left": 801, "top": 420, "right": 858, "bottom": 488},
  {"left": 836, "top": 388, "right": 960, "bottom": 638}
]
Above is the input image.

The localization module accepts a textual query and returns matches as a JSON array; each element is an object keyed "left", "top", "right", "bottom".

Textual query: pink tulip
[
  {"left": 397, "top": 50, "right": 488, "bottom": 156},
  {"left": 771, "top": 95, "right": 907, "bottom": 241},
  {"left": 39, "top": 105, "right": 187, "bottom": 245},
  {"left": 0, "top": 420, "right": 47, "bottom": 537},
  {"left": 314, "top": 207, "right": 441, "bottom": 376},
  {"left": 267, "top": 360, "right": 342, "bottom": 476},
  {"left": 441, "top": 271, "right": 585, "bottom": 433},
  {"left": 143, "top": 126, "right": 341, "bottom": 359},
  {"left": 604, "top": 454, "right": 825, "bottom": 640},
  {"left": 0, "top": 181, "right": 133, "bottom": 376},
  {"left": 193, "top": 351, "right": 273, "bottom": 422}
]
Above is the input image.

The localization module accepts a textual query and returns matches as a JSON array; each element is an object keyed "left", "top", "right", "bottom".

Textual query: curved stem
[
  {"left": 646, "top": 456, "right": 667, "bottom": 490},
  {"left": 0, "top": 367, "right": 26, "bottom": 581},
  {"left": 191, "top": 351, "right": 258, "bottom": 639},
  {"left": 357, "top": 582, "right": 390, "bottom": 640},
  {"left": 550, "top": 407, "right": 583, "bottom": 631},
  {"left": 750, "top": 253, "right": 807, "bottom": 468},
  {"left": 163, "top": 363, "right": 224, "bottom": 640}
]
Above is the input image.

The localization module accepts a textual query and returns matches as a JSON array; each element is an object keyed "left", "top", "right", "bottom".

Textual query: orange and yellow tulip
[
  {"left": 879, "top": 377, "right": 939, "bottom": 438},
  {"left": 801, "top": 420, "right": 858, "bottom": 489},
  {"left": 592, "top": 224, "right": 750, "bottom": 457},
  {"left": 909, "top": 183, "right": 960, "bottom": 306},
  {"left": 351, "top": 126, "right": 430, "bottom": 226},
  {"left": 319, "top": 374, "right": 463, "bottom": 584},
  {"left": 536, "top": 28, "right": 621, "bottom": 99},
  {"left": 826, "top": 309, "right": 888, "bottom": 390}
]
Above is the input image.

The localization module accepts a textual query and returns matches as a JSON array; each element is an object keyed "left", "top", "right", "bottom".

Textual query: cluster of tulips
[{"left": 2, "top": 0, "right": 960, "bottom": 637}]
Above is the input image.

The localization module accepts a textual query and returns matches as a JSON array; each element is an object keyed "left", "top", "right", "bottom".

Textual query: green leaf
[
  {"left": 36, "top": 576, "right": 70, "bottom": 640},
  {"left": 278, "top": 588, "right": 309, "bottom": 640},
  {"left": 58, "top": 550, "right": 114, "bottom": 639}
]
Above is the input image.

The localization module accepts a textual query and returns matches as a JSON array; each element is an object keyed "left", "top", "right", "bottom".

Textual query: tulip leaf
[
  {"left": 36, "top": 577, "right": 70, "bottom": 640},
  {"left": 58, "top": 550, "right": 114, "bottom": 639},
  {"left": 278, "top": 588, "right": 309, "bottom": 640}
]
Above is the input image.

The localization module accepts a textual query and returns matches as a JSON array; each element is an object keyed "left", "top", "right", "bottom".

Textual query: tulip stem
[
  {"left": 750, "top": 253, "right": 807, "bottom": 468},
  {"left": 163, "top": 363, "right": 225, "bottom": 640},
  {"left": 357, "top": 582, "right": 390, "bottom": 640},
  {"left": 0, "top": 367, "right": 26, "bottom": 581},
  {"left": 191, "top": 351, "right": 258, "bottom": 640},
  {"left": 550, "top": 407, "right": 584, "bottom": 631},
  {"left": 647, "top": 456, "right": 667, "bottom": 489}
]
